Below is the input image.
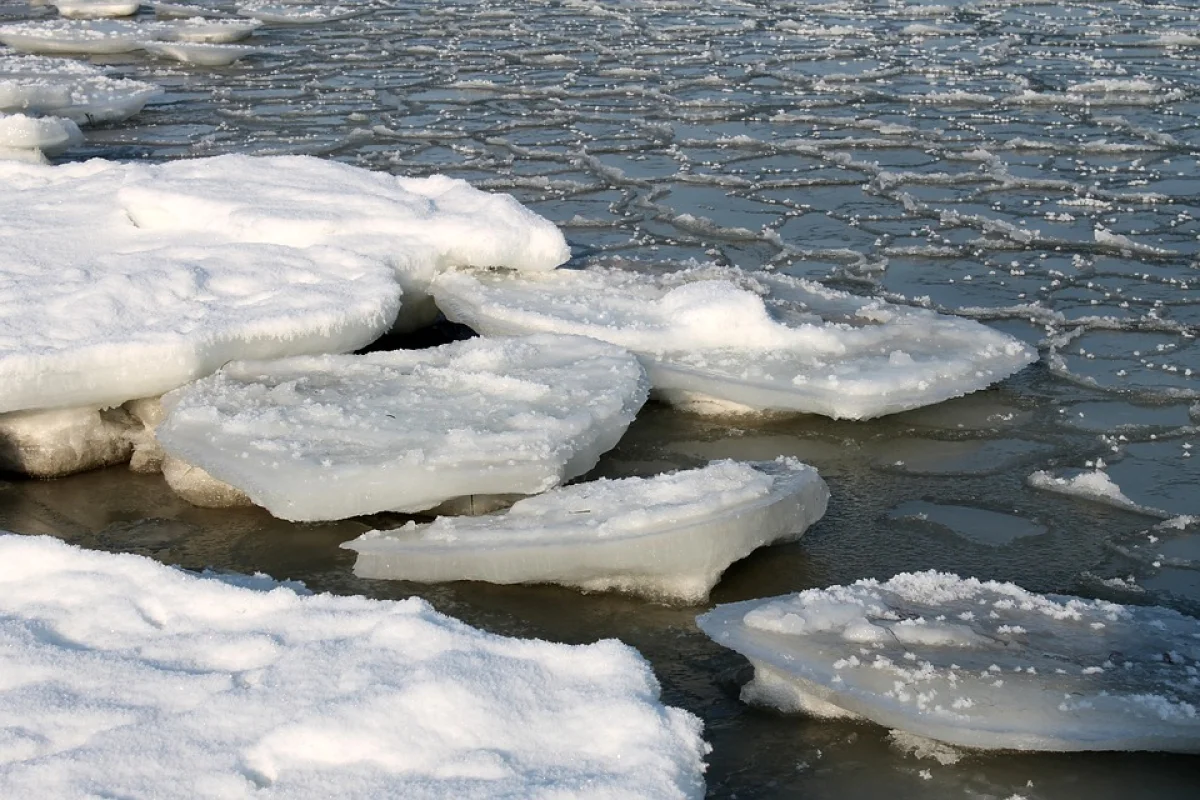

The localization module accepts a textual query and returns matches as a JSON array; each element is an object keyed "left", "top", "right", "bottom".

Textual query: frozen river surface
[{"left": 3, "top": 0, "right": 1200, "bottom": 796}]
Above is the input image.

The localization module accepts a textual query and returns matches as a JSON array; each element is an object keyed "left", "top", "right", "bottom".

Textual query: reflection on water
[{"left": 5, "top": 0, "right": 1200, "bottom": 795}]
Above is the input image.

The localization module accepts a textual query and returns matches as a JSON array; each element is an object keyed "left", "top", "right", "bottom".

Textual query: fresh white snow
[
  {"left": 0, "top": 533, "right": 708, "bottom": 798},
  {"left": 697, "top": 571, "right": 1200, "bottom": 752},
  {"left": 431, "top": 265, "right": 1037, "bottom": 419},
  {"left": 155, "top": 334, "right": 649, "bottom": 521},
  {"left": 345, "top": 457, "right": 829, "bottom": 603}
]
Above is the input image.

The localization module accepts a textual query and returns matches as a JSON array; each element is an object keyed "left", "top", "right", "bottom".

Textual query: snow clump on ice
[
  {"left": 698, "top": 571, "right": 1200, "bottom": 752},
  {"left": 0, "top": 533, "right": 708, "bottom": 798},
  {"left": 346, "top": 457, "right": 829, "bottom": 603}
]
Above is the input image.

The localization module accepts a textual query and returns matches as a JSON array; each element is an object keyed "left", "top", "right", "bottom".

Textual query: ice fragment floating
[
  {"left": 432, "top": 266, "right": 1037, "bottom": 419},
  {"left": 346, "top": 458, "right": 829, "bottom": 603},
  {"left": 697, "top": 571, "right": 1200, "bottom": 752},
  {"left": 156, "top": 334, "right": 649, "bottom": 521}
]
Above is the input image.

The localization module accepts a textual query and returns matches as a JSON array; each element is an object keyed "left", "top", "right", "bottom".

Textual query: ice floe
[
  {"left": 697, "top": 571, "right": 1200, "bottom": 752},
  {"left": 345, "top": 457, "right": 829, "bottom": 603},
  {"left": 0, "top": 17, "right": 261, "bottom": 55},
  {"left": 138, "top": 40, "right": 261, "bottom": 65},
  {"left": 431, "top": 265, "right": 1037, "bottom": 419},
  {"left": 0, "top": 153, "right": 568, "bottom": 418},
  {"left": 0, "top": 406, "right": 135, "bottom": 478},
  {"left": 155, "top": 334, "right": 649, "bottom": 521},
  {"left": 0, "top": 533, "right": 708, "bottom": 798},
  {"left": 1028, "top": 467, "right": 1163, "bottom": 517},
  {"left": 0, "top": 54, "right": 163, "bottom": 125},
  {"left": 52, "top": 0, "right": 142, "bottom": 19}
]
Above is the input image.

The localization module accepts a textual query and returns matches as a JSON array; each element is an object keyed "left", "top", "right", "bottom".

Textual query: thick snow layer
[
  {"left": 1, "top": 153, "right": 568, "bottom": 418},
  {"left": 697, "top": 571, "right": 1200, "bottom": 752},
  {"left": 0, "top": 54, "right": 162, "bottom": 125},
  {"left": 0, "top": 112, "right": 82, "bottom": 155},
  {"left": 0, "top": 534, "right": 708, "bottom": 798},
  {"left": 346, "top": 458, "right": 829, "bottom": 603},
  {"left": 156, "top": 334, "right": 649, "bottom": 522},
  {"left": 431, "top": 266, "right": 1037, "bottom": 419}
]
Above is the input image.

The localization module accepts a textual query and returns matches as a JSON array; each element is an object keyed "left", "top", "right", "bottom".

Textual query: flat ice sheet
[
  {"left": 0, "top": 533, "right": 707, "bottom": 798},
  {"left": 0, "top": 154, "right": 568, "bottom": 415},
  {"left": 697, "top": 571, "right": 1200, "bottom": 752},
  {"left": 346, "top": 457, "right": 829, "bottom": 603},
  {"left": 156, "top": 334, "right": 649, "bottom": 521},
  {"left": 431, "top": 266, "right": 1037, "bottom": 419},
  {"left": 0, "top": 53, "right": 162, "bottom": 125}
]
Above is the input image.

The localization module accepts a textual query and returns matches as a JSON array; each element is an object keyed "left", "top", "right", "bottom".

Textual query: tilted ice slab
[
  {"left": 346, "top": 458, "right": 829, "bottom": 603},
  {"left": 0, "top": 153, "right": 568, "bottom": 417},
  {"left": 697, "top": 571, "right": 1200, "bottom": 752},
  {"left": 0, "top": 534, "right": 707, "bottom": 798},
  {"left": 156, "top": 334, "right": 649, "bottom": 522},
  {"left": 116, "top": 153, "right": 570, "bottom": 331},
  {"left": 0, "top": 54, "right": 162, "bottom": 125},
  {"left": 431, "top": 266, "right": 1037, "bottom": 419}
]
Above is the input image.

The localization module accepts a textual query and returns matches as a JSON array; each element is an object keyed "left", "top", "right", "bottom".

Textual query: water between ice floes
[{"left": 3, "top": 0, "right": 1200, "bottom": 796}]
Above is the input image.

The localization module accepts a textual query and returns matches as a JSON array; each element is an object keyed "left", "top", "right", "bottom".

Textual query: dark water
[{"left": 4, "top": 0, "right": 1200, "bottom": 796}]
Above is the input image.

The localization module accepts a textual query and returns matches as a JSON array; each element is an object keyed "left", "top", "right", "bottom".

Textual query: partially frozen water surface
[{"left": 3, "top": 0, "right": 1200, "bottom": 795}]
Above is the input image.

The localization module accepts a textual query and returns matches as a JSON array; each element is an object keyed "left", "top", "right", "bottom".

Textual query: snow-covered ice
[
  {"left": 236, "top": 2, "right": 360, "bottom": 24},
  {"left": 0, "top": 533, "right": 708, "bottom": 798},
  {"left": 0, "top": 54, "right": 162, "bottom": 125},
  {"left": 697, "top": 571, "right": 1200, "bottom": 752},
  {"left": 1028, "top": 468, "right": 1167, "bottom": 517},
  {"left": 1, "top": 153, "right": 568, "bottom": 417},
  {"left": 0, "top": 19, "right": 148, "bottom": 54},
  {"left": 52, "top": 0, "right": 142, "bottom": 19},
  {"left": 138, "top": 40, "right": 261, "bottom": 66},
  {"left": 345, "top": 457, "right": 829, "bottom": 603},
  {"left": 155, "top": 334, "right": 649, "bottom": 521},
  {"left": 0, "top": 112, "right": 81, "bottom": 158},
  {"left": 431, "top": 266, "right": 1037, "bottom": 419}
]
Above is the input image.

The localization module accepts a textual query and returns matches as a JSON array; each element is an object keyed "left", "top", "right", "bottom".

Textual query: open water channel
[{"left": 2, "top": 0, "right": 1199, "bottom": 796}]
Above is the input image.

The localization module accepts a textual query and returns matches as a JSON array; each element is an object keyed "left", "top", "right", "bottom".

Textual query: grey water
[{"left": 3, "top": 0, "right": 1200, "bottom": 796}]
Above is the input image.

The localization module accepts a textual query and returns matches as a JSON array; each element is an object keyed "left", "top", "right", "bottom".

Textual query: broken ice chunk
[
  {"left": 697, "top": 572, "right": 1200, "bottom": 752},
  {"left": 156, "top": 334, "right": 649, "bottom": 522},
  {"left": 0, "top": 407, "right": 135, "bottom": 478},
  {"left": 345, "top": 458, "right": 829, "bottom": 603},
  {"left": 431, "top": 265, "right": 1036, "bottom": 419},
  {"left": 0, "top": 54, "right": 162, "bottom": 126}
]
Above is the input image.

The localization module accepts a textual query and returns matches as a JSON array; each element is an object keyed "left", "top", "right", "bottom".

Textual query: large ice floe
[
  {"left": 155, "top": 334, "right": 648, "bottom": 521},
  {"left": 0, "top": 534, "right": 708, "bottom": 798},
  {"left": 431, "top": 265, "right": 1037, "bottom": 419},
  {"left": 697, "top": 571, "right": 1200, "bottom": 753},
  {"left": 345, "top": 458, "right": 829, "bottom": 603},
  {"left": 0, "top": 154, "right": 568, "bottom": 477},
  {"left": 0, "top": 54, "right": 162, "bottom": 125},
  {"left": 0, "top": 18, "right": 263, "bottom": 55}
]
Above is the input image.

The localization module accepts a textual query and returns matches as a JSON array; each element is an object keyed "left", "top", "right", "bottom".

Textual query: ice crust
[
  {"left": 0, "top": 154, "right": 569, "bottom": 418},
  {"left": 431, "top": 266, "right": 1037, "bottom": 419},
  {"left": 697, "top": 571, "right": 1200, "bottom": 752},
  {"left": 346, "top": 458, "right": 829, "bottom": 603},
  {"left": 155, "top": 334, "right": 649, "bottom": 522},
  {"left": 0, "top": 54, "right": 162, "bottom": 125},
  {"left": 0, "top": 533, "right": 708, "bottom": 798}
]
